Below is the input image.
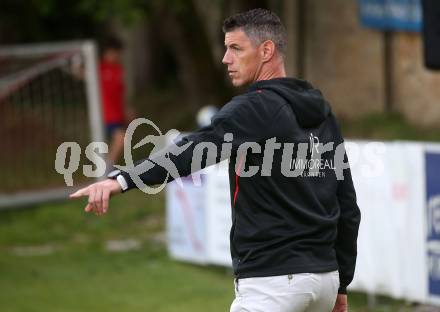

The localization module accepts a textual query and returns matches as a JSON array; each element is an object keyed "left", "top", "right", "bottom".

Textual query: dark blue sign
[
  {"left": 426, "top": 152, "right": 440, "bottom": 297},
  {"left": 359, "top": 0, "right": 422, "bottom": 32}
]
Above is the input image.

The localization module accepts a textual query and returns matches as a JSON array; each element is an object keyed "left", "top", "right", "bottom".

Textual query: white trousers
[{"left": 230, "top": 271, "right": 339, "bottom": 312}]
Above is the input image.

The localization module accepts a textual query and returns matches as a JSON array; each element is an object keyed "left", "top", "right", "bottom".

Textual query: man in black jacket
[{"left": 71, "top": 8, "right": 360, "bottom": 312}]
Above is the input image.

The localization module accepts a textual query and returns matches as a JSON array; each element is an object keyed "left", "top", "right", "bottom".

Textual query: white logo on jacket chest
[{"left": 309, "top": 133, "right": 320, "bottom": 156}]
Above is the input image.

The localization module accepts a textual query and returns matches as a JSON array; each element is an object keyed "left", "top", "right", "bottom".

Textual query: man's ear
[{"left": 260, "top": 40, "right": 276, "bottom": 63}]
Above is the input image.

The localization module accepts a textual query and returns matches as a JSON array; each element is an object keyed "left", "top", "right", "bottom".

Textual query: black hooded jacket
[{"left": 120, "top": 78, "right": 361, "bottom": 294}]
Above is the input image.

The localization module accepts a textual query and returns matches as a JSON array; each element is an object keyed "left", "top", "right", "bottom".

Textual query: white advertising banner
[
  {"left": 166, "top": 174, "right": 208, "bottom": 264},
  {"left": 348, "top": 142, "right": 427, "bottom": 302},
  {"left": 166, "top": 161, "right": 232, "bottom": 266}
]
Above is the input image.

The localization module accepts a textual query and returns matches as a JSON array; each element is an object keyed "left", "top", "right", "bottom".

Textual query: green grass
[
  {"left": 0, "top": 248, "right": 234, "bottom": 312},
  {"left": 0, "top": 190, "right": 420, "bottom": 312},
  {"left": 340, "top": 113, "right": 440, "bottom": 142},
  {"left": 0, "top": 191, "right": 236, "bottom": 312}
]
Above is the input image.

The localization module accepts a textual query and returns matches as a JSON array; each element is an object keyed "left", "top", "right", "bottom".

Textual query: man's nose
[{"left": 222, "top": 50, "right": 231, "bottom": 65}]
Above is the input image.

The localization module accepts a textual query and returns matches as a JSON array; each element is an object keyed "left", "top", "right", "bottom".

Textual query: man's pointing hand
[{"left": 69, "top": 179, "right": 122, "bottom": 215}]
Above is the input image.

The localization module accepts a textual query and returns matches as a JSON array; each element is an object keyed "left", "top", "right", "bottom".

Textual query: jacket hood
[{"left": 248, "top": 78, "right": 331, "bottom": 128}]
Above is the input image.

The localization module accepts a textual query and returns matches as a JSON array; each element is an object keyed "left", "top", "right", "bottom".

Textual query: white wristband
[{"left": 116, "top": 175, "right": 129, "bottom": 191}]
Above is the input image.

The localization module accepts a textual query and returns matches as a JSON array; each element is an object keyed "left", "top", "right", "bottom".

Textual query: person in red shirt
[{"left": 99, "top": 37, "right": 132, "bottom": 169}]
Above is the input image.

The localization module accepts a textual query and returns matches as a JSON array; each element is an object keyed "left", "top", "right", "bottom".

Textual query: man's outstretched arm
[
  {"left": 68, "top": 119, "right": 229, "bottom": 214},
  {"left": 67, "top": 115, "right": 229, "bottom": 214}
]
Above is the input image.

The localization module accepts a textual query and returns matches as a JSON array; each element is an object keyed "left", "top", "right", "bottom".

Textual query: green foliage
[
  {"left": 29, "top": 0, "right": 148, "bottom": 22},
  {"left": 75, "top": 0, "right": 149, "bottom": 24},
  {"left": 31, "top": 0, "right": 57, "bottom": 16},
  {"left": 26, "top": 0, "right": 208, "bottom": 25}
]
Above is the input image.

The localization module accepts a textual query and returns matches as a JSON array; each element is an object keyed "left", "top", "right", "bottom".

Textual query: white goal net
[{"left": 0, "top": 41, "right": 104, "bottom": 209}]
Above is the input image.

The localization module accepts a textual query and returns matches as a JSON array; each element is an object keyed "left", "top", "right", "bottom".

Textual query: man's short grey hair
[{"left": 222, "top": 8, "right": 287, "bottom": 57}]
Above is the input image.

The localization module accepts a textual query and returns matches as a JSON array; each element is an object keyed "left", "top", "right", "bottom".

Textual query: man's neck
[{"left": 255, "top": 61, "right": 286, "bottom": 82}]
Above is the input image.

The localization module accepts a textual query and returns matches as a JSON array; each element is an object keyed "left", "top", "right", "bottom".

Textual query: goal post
[{"left": 0, "top": 40, "right": 105, "bottom": 209}]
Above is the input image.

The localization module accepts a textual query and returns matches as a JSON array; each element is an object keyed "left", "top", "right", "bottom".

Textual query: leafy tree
[{"left": 0, "top": 0, "right": 272, "bottom": 114}]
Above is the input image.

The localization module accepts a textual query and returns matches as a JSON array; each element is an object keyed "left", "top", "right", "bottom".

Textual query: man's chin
[{"left": 231, "top": 78, "right": 245, "bottom": 87}]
